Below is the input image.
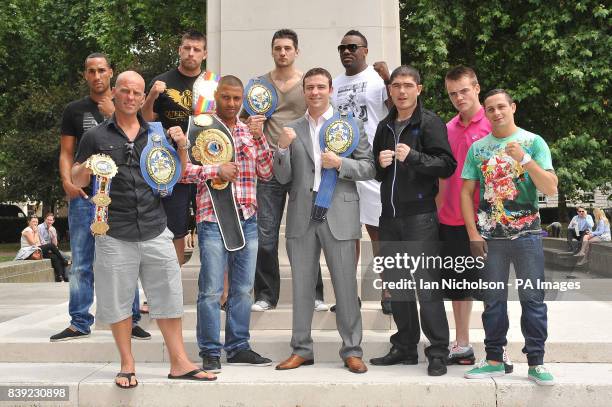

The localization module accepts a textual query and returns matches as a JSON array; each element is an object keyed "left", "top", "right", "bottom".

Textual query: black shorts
[
  {"left": 161, "top": 183, "right": 193, "bottom": 239},
  {"left": 439, "top": 223, "right": 479, "bottom": 300}
]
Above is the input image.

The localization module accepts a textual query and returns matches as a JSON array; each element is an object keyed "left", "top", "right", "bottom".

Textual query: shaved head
[
  {"left": 115, "top": 71, "right": 145, "bottom": 89},
  {"left": 112, "top": 71, "right": 146, "bottom": 116}
]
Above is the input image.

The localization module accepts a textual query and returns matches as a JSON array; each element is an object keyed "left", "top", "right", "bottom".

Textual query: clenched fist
[
  {"left": 219, "top": 162, "right": 239, "bottom": 183},
  {"left": 321, "top": 148, "right": 342, "bottom": 169},
  {"left": 97, "top": 96, "right": 115, "bottom": 118},
  {"left": 278, "top": 127, "right": 297, "bottom": 149},
  {"left": 379, "top": 150, "right": 395, "bottom": 168},
  {"left": 246, "top": 115, "right": 266, "bottom": 139},
  {"left": 150, "top": 80, "right": 166, "bottom": 99},
  {"left": 505, "top": 141, "right": 525, "bottom": 162},
  {"left": 395, "top": 143, "right": 411, "bottom": 162},
  {"left": 373, "top": 61, "right": 390, "bottom": 83}
]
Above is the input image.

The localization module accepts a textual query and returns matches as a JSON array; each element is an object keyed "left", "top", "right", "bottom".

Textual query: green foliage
[
  {"left": 0, "top": 0, "right": 204, "bottom": 210},
  {"left": 399, "top": 0, "right": 611, "bottom": 205}
]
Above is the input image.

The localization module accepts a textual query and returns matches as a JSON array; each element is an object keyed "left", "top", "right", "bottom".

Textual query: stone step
[
  {"left": 1, "top": 327, "right": 609, "bottom": 364},
  {"left": 0, "top": 259, "right": 55, "bottom": 283},
  {"left": 1, "top": 362, "right": 610, "bottom": 407},
  {"left": 97, "top": 302, "right": 484, "bottom": 331},
  {"left": 182, "top": 270, "right": 341, "bottom": 305}
]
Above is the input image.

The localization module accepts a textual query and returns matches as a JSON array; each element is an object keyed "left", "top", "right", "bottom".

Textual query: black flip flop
[
  {"left": 115, "top": 372, "right": 138, "bottom": 389},
  {"left": 167, "top": 369, "right": 217, "bottom": 381}
]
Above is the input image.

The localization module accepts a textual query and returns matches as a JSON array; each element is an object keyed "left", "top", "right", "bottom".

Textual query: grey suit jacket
[{"left": 273, "top": 110, "right": 375, "bottom": 240}]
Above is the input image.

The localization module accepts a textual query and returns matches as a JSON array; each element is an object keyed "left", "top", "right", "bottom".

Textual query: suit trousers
[{"left": 286, "top": 219, "right": 363, "bottom": 360}]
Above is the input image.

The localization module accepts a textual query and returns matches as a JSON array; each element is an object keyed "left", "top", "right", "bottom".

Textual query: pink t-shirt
[{"left": 438, "top": 106, "right": 491, "bottom": 226}]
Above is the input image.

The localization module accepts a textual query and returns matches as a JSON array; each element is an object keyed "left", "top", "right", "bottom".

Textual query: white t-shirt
[{"left": 332, "top": 65, "right": 388, "bottom": 226}]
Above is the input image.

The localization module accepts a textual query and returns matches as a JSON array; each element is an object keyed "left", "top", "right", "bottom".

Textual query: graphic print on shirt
[
  {"left": 336, "top": 82, "right": 369, "bottom": 123},
  {"left": 474, "top": 142, "right": 539, "bottom": 237},
  {"left": 164, "top": 88, "right": 192, "bottom": 122},
  {"left": 82, "top": 112, "right": 99, "bottom": 132}
]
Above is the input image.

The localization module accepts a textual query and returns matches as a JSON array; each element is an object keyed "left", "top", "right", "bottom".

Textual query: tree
[
  {"left": 399, "top": 0, "right": 611, "bottom": 221},
  {"left": 0, "top": 0, "right": 205, "bottom": 212}
]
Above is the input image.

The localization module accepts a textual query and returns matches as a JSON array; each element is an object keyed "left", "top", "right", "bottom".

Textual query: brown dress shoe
[
  {"left": 275, "top": 354, "right": 314, "bottom": 370},
  {"left": 344, "top": 356, "right": 368, "bottom": 374}
]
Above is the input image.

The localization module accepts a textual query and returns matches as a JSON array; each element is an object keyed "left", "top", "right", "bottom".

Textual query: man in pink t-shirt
[{"left": 438, "top": 66, "right": 513, "bottom": 370}]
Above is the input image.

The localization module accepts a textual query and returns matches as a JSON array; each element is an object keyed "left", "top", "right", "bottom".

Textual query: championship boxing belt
[
  {"left": 187, "top": 114, "right": 245, "bottom": 251},
  {"left": 311, "top": 112, "right": 360, "bottom": 222},
  {"left": 242, "top": 77, "right": 278, "bottom": 118},
  {"left": 193, "top": 71, "right": 220, "bottom": 115},
  {"left": 140, "top": 122, "right": 182, "bottom": 197},
  {"left": 86, "top": 154, "right": 118, "bottom": 235}
]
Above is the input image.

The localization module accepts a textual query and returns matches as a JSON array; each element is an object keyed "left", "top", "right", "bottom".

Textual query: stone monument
[{"left": 206, "top": 0, "right": 401, "bottom": 82}]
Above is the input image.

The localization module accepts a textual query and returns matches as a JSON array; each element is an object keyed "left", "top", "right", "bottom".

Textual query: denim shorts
[{"left": 93, "top": 228, "right": 183, "bottom": 324}]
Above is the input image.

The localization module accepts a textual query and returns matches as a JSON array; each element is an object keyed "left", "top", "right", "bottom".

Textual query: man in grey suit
[{"left": 273, "top": 68, "right": 375, "bottom": 374}]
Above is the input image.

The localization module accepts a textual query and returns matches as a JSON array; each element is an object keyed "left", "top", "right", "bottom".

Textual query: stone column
[{"left": 206, "top": 0, "right": 401, "bottom": 82}]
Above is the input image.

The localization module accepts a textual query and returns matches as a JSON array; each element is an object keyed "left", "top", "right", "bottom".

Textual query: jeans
[
  {"left": 196, "top": 216, "right": 258, "bottom": 358},
  {"left": 67, "top": 197, "right": 141, "bottom": 334},
  {"left": 480, "top": 234, "right": 548, "bottom": 366},
  {"left": 379, "top": 211, "right": 449, "bottom": 360},
  {"left": 254, "top": 176, "right": 323, "bottom": 305}
]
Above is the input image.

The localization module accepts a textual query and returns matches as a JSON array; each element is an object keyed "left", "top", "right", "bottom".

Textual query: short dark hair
[
  {"left": 484, "top": 88, "right": 514, "bottom": 105},
  {"left": 343, "top": 29, "right": 368, "bottom": 47},
  {"left": 84, "top": 53, "right": 111, "bottom": 69},
  {"left": 389, "top": 65, "right": 421, "bottom": 85},
  {"left": 218, "top": 75, "right": 243, "bottom": 89},
  {"left": 271, "top": 28, "right": 298, "bottom": 49},
  {"left": 181, "top": 29, "right": 207, "bottom": 47},
  {"left": 44, "top": 212, "right": 54, "bottom": 219},
  {"left": 303, "top": 67, "right": 332, "bottom": 89},
  {"left": 445, "top": 65, "right": 478, "bottom": 85},
  {"left": 28, "top": 215, "right": 38, "bottom": 223}
]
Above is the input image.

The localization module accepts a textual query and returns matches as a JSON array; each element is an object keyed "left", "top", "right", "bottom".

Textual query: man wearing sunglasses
[
  {"left": 332, "top": 30, "right": 391, "bottom": 314},
  {"left": 566, "top": 206, "right": 594, "bottom": 253}
]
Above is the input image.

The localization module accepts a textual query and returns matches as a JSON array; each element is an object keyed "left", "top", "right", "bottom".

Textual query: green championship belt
[{"left": 187, "top": 114, "right": 245, "bottom": 251}]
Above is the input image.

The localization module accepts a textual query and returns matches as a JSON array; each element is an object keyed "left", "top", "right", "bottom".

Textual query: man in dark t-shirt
[
  {"left": 142, "top": 29, "right": 207, "bottom": 265},
  {"left": 50, "top": 53, "right": 149, "bottom": 342}
]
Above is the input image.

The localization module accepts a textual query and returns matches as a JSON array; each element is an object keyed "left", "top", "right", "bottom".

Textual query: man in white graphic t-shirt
[{"left": 331, "top": 29, "right": 391, "bottom": 314}]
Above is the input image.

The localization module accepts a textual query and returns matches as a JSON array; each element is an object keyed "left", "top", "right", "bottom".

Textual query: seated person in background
[
  {"left": 38, "top": 212, "right": 71, "bottom": 263},
  {"left": 547, "top": 221, "right": 561, "bottom": 238},
  {"left": 566, "top": 206, "right": 593, "bottom": 253},
  {"left": 575, "top": 208, "right": 611, "bottom": 266},
  {"left": 16, "top": 216, "right": 68, "bottom": 282},
  {"left": 38, "top": 212, "right": 58, "bottom": 246}
]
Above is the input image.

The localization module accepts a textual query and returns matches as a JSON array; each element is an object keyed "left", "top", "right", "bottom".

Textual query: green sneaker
[
  {"left": 464, "top": 359, "right": 506, "bottom": 379},
  {"left": 528, "top": 365, "right": 555, "bottom": 386}
]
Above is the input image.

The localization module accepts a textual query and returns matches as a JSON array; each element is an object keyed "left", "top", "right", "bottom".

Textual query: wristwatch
[
  {"left": 179, "top": 138, "right": 191, "bottom": 151},
  {"left": 520, "top": 153, "right": 532, "bottom": 166}
]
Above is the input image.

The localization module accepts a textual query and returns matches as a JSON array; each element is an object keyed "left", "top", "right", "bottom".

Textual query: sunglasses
[
  {"left": 125, "top": 142, "right": 135, "bottom": 166},
  {"left": 337, "top": 44, "right": 366, "bottom": 53}
]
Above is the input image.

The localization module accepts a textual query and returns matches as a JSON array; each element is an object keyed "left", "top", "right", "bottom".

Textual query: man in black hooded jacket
[{"left": 370, "top": 65, "right": 457, "bottom": 376}]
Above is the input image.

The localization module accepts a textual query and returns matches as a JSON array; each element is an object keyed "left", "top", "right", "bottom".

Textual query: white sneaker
[
  {"left": 502, "top": 347, "right": 514, "bottom": 373},
  {"left": 251, "top": 300, "right": 272, "bottom": 312},
  {"left": 314, "top": 300, "right": 329, "bottom": 312}
]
